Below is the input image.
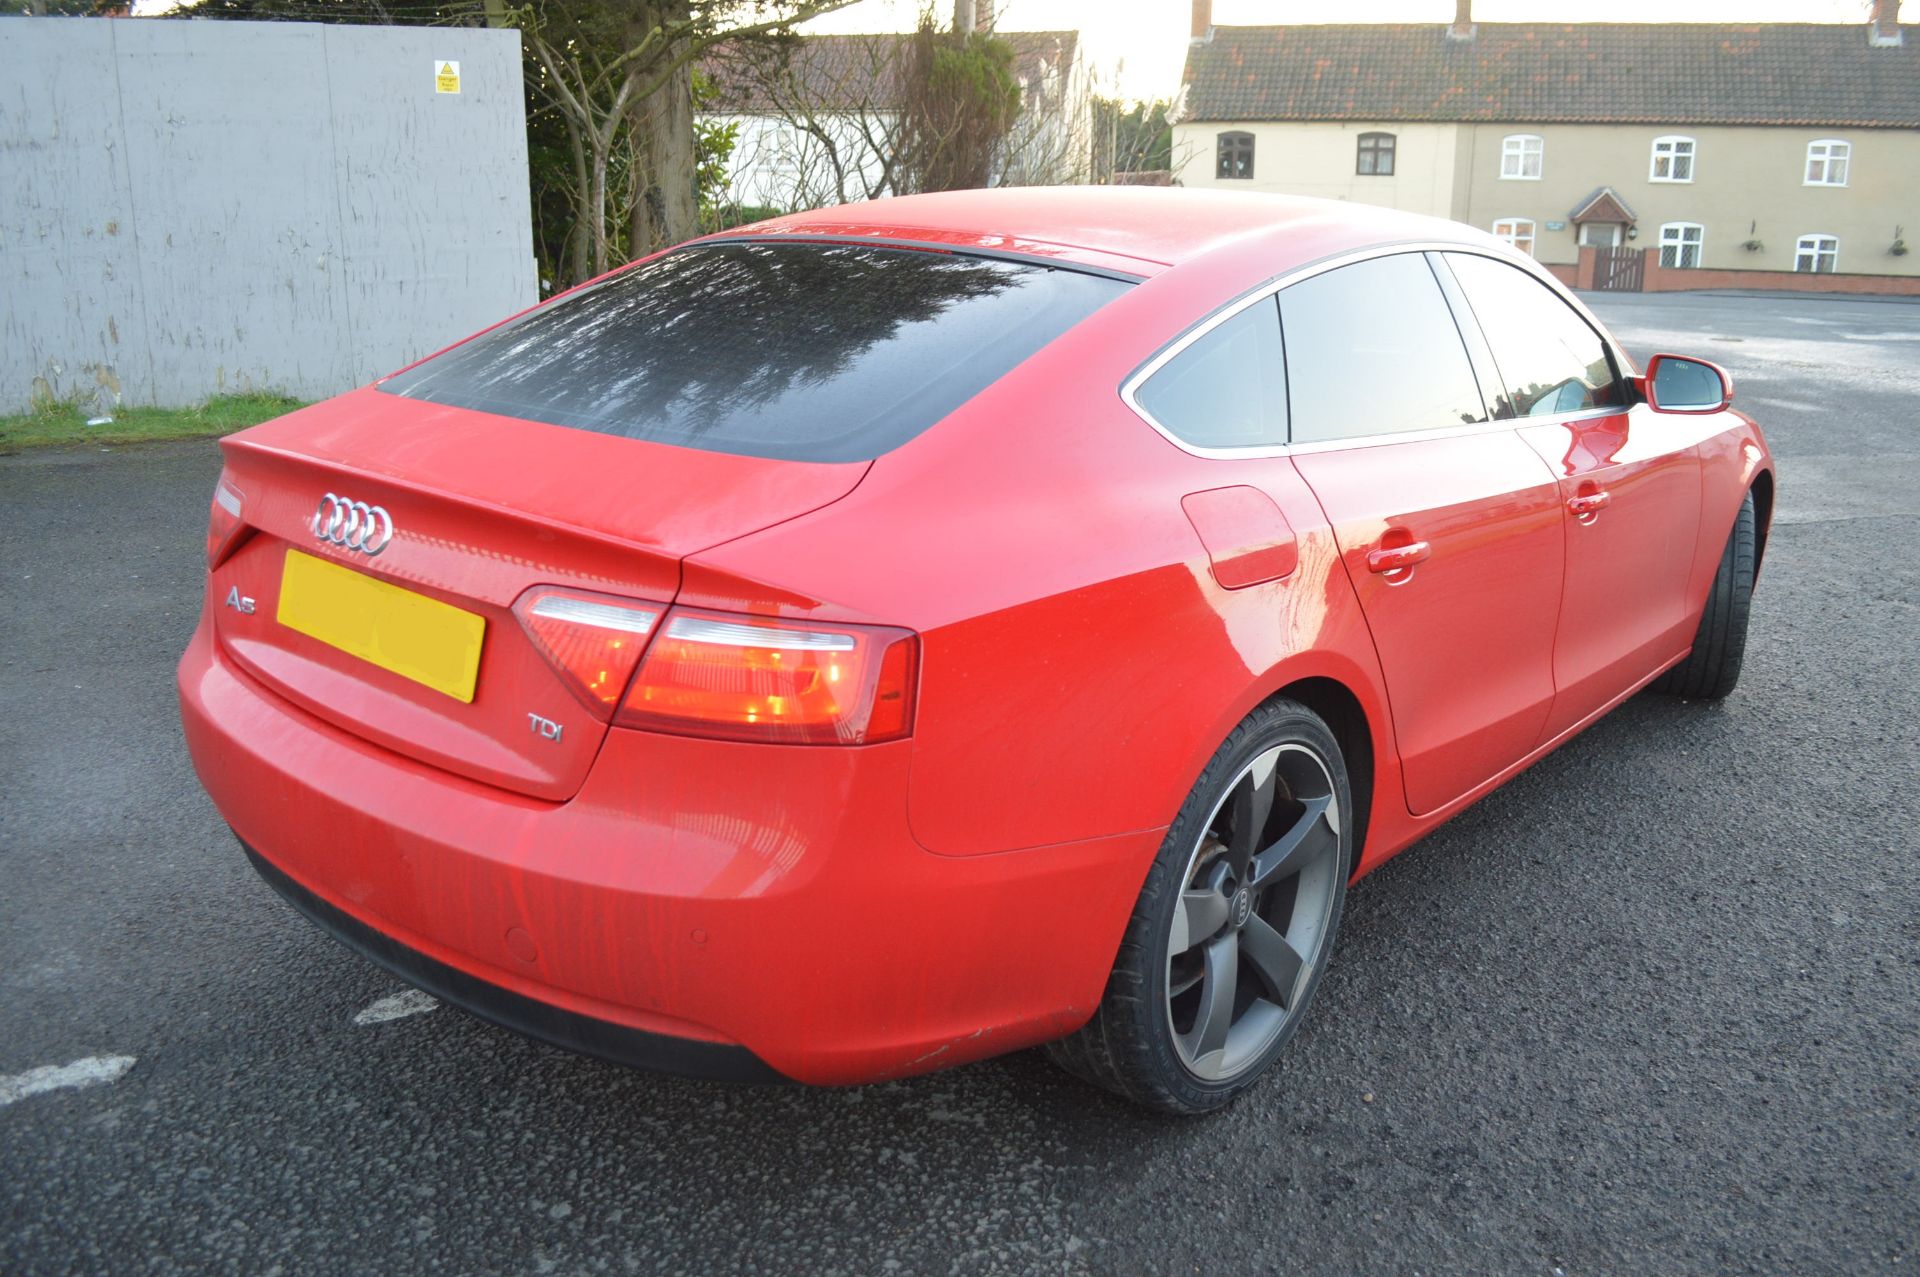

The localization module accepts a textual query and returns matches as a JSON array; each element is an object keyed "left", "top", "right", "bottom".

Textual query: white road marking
[
  {"left": 0, "top": 1055, "right": 136, "bottom": 1108},
  {"left": 352, "top": 989, "right": 441, "bottom": 1025}
]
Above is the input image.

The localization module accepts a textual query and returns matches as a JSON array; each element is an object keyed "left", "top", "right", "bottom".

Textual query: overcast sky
[{"left": 811, "top": 0, "right": 1909, "bottom": 101}]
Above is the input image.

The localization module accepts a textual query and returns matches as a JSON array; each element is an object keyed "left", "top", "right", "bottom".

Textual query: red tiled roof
[{"left": 1182, "top": 23, "right": 1920, "bottom": 128}]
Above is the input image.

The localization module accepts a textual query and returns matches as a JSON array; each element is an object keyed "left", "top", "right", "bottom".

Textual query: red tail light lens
[
  {"left": 618, "top": 608, "right": 918, "bottom": 745},
  {"left": 205, "top": 475, "right": 248, "bottom": 567},
  {"left": 513, "top": 587, "right": 664, "bottom": 716}
]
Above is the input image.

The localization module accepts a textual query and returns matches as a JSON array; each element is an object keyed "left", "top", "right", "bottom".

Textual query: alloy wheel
[{"left": 1165, "top": 742, "right": 1343, "bottom": 1082}]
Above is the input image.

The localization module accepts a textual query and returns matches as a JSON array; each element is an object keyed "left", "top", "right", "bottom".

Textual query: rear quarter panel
[{"left": 680, "top": 264, "right": 1400, "bottom": 860}]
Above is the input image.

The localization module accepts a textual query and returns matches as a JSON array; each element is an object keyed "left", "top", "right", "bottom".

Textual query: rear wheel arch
[
  {"left": 1267, "top": 677, "right": 1374, "bottom": 880},
  {"left": 1749, "top": 469, "right": 1774, "bottom": 577}
]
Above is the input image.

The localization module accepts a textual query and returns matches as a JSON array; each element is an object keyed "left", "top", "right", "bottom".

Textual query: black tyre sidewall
[{"left": 1085, "top": 698, "right": 1354, "bottom": 1115}]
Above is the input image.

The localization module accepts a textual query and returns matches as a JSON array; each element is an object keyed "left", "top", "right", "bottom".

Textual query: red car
[{"left": 179, "top": 189, "right": 1772, "bottom": 1113}]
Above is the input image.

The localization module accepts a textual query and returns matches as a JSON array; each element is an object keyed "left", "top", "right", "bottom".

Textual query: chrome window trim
[{"left": 1118, "top": 241, "right": 1636, "bottom": 461}]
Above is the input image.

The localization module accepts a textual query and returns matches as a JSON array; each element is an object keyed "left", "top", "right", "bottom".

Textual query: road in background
[{"left": 2, "top": 293, "right": 1915, "bottom": 1275}]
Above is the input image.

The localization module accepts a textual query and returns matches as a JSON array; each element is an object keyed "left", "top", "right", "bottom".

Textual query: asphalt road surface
[{"left": 3, "top": 292, "right": 1917, "bottom": 1276}]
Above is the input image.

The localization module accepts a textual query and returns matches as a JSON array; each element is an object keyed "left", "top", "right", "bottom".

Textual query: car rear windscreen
[{"left": 379, "top": 241, "right": 1132, "bottom": 462}]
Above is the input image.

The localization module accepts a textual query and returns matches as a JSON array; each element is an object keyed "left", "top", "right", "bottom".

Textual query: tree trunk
[
  {"left": 629, "top": 0, "right": 698, "bottom": 259},
  {"left": 587, "top": 134, "right": 611, "bottom": 277},
  {"left": 564, "top": 113, "right": 592, "bottom": 285}
]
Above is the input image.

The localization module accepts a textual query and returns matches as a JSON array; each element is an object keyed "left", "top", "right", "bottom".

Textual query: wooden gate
[{"left": 1595, "top": 247, "right": 1645, "bottom": 292}]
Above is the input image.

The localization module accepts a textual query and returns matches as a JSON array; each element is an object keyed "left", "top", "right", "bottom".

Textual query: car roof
[{"left": 713, "top": 187, "right": 1497, "bottom": 281}]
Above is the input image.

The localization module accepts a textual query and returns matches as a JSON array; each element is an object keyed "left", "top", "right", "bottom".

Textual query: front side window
[
  {"left": 1492, "top": 218, "right": 1537, "bottom": 256},
  {"left": 1501, "top": 133, "right": 1544, "bottom": 180},
  {"left": 1357, "top": 131, "right": 1396, "bottom": 176},
  {"left": 1133, "top": 298, "right": 1286, "bottom": 449},
  {"left": 1795, "top": 234, "right": 1839, "bottom": 273},
  {"left": 381, "top": 242, "right": 1129, "bottom": 462},
  {"left": 1650, "top": 135, "right": 1696, "bottom": 182},
  {"left": 1443, "top": 253, "right": 1624, "bottom": 419},
  {"left": 1806, "top": 139, "right": 1850, "bottom": 186},
  {"left": 1217, "top": 131, "right": 1255, "bottom": 180},
  {"left": 1659, "top": 222, "right": 1705, "bottom": 269},
  {"left": 1278, "top": 254, "right": 1486, "bottom": 444}
]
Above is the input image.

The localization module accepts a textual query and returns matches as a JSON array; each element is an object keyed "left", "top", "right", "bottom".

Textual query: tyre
[
  {"left": 1047, "top": 698, "right": 1352, "bottom": 1114},
  {"left": 1654, "top": 490, "right": 1757, "bottom": 701}
]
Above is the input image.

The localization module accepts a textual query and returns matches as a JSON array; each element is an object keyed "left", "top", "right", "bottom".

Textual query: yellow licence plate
[{"left": 277, "top": 549, "right": 486, "bottom": 703}]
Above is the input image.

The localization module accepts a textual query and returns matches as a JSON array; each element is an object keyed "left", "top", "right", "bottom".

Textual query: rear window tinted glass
[
  {"left": 1443, "top": 253, "right": 1624, "bottom": 418},
  {"left": 380, "top": 242, "right": 1130, "bottom": 462},
  {"left": 1133, "top": 297, "right": 1286, "bottom": 449},
  {"left": 1278, "top": 253, "right": 1487, "bottom": 444}
]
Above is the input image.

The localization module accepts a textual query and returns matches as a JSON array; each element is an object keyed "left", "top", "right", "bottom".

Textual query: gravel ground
[{"left": 1, "top": 291, "right": 1915, "bottom": 1276}]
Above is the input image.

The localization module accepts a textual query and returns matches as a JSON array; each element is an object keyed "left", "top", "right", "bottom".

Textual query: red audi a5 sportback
[{"left": 179, "top": 188, "right": 1772, "bottom": 1113}]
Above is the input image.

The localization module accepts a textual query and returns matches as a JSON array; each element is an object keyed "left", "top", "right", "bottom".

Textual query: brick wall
[{"left": 1573, "top": 246, "right": 1920, "bottom": 297}]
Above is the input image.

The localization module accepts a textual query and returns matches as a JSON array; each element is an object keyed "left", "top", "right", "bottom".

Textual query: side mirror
[{"left": 1640, "top": 353, "right": 1733, "bottom": 413}]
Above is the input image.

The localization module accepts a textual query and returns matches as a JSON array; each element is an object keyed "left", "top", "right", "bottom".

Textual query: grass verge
[{"left": 0, "top": 393, "right": 307, "bottom": 451}]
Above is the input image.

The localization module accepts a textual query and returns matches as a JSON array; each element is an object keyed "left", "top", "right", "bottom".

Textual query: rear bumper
[
  {"left": 179, "top": 615, "right": 1158, "bottom": 1085},
  {"left": 241, "top": 839, "right": 786, "bottom": 1082}
]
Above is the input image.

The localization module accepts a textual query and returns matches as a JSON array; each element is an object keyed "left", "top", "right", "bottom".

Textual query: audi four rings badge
[{"left": 312, "top": 493, "right": 394, "bottom": 556}]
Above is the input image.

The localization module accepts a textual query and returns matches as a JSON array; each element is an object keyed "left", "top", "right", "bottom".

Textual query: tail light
[
  {"left": 206, "top": 475, "right": 249, "bottom": 567},
  {"left": 513, "top": 587, "right": 663, "bottom": 717},
  {"left": 618, "top": 607, "right": 917, "bottom": 745}
]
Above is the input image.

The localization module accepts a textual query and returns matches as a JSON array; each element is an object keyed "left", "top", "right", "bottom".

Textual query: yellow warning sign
[{"left": 434, "top": 60, "right": 461, "bottom": 95}]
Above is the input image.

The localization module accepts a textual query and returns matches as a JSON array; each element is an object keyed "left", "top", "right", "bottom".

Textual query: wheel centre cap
[{"left": 1229, "top": 886, "right": 1254, "bottom": 929}]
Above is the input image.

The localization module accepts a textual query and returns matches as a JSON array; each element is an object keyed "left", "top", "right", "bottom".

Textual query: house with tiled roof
[
  {"left": 702, "top": 23, "right": 1091, "bottom": 213},
  {"left": 1173, "top": 0, "right": 1920, "bottom": 291}
]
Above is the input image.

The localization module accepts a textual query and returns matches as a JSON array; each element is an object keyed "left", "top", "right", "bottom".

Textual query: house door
[{"left": 1579, "top": 223, "right": 1622, "bottom": 248}]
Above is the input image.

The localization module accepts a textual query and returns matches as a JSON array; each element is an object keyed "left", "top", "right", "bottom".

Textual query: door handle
[
  {"left": 1567, "top": 490, "right": 1612, "bottom": 519},
  {"left": 1366, "top": 540, "right": 1431, "bottom": 574}
]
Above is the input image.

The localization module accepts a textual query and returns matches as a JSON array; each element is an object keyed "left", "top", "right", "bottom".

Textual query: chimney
[
  {"left": 1449, "top": 0, "right": 1476, "bottom": 41},
  {"left": 1191, "top": 0, "right": 1213, "bottom": 43},
  {"left": 1870, "top": 0, "right": 1902, "bottom": 46}
]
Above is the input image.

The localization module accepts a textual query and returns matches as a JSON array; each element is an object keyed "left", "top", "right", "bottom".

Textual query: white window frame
[
  {"left": 1492, "top": 217, "right": 1537, "bottom": 256},
  {"left": 1805, "top": 139, "right": 1851, "bottom": 187},
  {"left": 1795, "top": 233, "right": 1839, "bottom": 274},
  {"left": 1500, "top": 133, "right": 1544, "bottom": 180},
  {"left": 1659, "top": 222, "right": 1705, "bottom": 269},
  {"left": 1649, "top": 134, "right": 1696, "bottom": 183},
  {"left": 1578, "top": 223, "right": 1622, "bottom": 248}
]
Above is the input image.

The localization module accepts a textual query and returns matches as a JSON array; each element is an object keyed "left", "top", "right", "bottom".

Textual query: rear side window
[
  {"left": 1278, "top": 254, "right": 1487, "bottom": 444},
  {"left": 1132, "top": 297, "right": 1286, "bottom": 449},
  {"left": 1442, "top": 252, "right": 1624, "bottom": 418},
  {"left": 380, "top": 242, "right": 1130, "bottom": 463}
]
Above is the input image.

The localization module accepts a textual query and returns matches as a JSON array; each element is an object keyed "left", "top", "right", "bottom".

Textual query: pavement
[{"left": 2, "top": 291, "right": 1917, "bottom": 1276}]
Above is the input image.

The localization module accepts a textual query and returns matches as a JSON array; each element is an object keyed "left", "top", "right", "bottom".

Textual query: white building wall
[
  {"left": 1173, "top": 121, "right": 1462, "bottom": 218},
  {"left": 712, "top": 111, "right": 900, "bottom": 211}
]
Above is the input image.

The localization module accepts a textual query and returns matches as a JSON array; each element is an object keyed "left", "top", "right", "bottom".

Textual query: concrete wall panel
[{"left": 0, "top": 17, "right": 535, "bottom": 414}]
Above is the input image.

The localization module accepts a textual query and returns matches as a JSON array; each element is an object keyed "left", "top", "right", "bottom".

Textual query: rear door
[
  {"left": 1438, "top": 252, "right": 1703, "bottom": 737},
  {"left": 1282, "top": 252, "right": 1566, "bottom": 816}
]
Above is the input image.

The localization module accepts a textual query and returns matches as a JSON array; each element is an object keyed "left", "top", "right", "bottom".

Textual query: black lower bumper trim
[{"left": 240, "top": 840, "right": 789, "bottom": 1085}]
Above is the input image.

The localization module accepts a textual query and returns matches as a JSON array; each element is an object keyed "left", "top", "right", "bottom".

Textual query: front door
[
  {"left": 1278, "top": 252, "right": 1566, "bottom": 816},
  {"left": 1440, "top": 252, "right": 1703, "bottom": 739},
  {"left": 1580, "top": 222, "right": 1622, "bottom": 248}
]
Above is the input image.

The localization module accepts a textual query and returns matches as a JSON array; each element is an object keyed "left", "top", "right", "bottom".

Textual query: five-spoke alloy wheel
[
  {"left": 1167, "top": 742, "right": 1342, "bottom": 1082},
  {"left": 1046, "top": 698, "right": 1352, "bottom": 1114}
]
